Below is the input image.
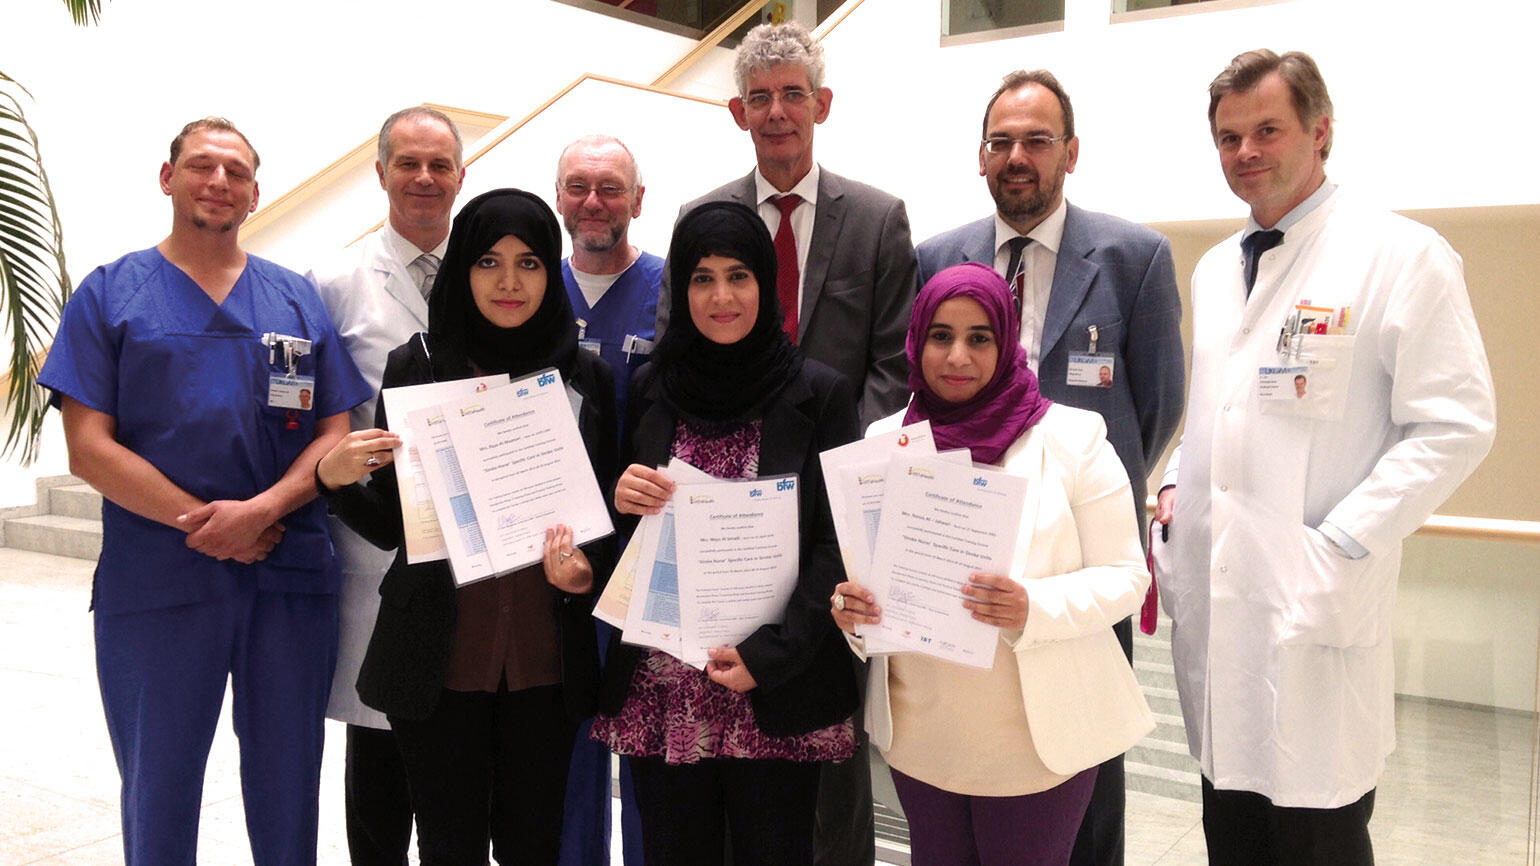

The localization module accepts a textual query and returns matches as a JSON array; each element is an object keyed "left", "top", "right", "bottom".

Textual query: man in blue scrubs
[
  {"left": 39, "top": 117, "right": 371, "bottom": 866},
  {"left": 556, "top": 134, "right": 661, "bottom": 429},
  {"left": 554, "top": 133, "right": 659, "bottom": 866}
]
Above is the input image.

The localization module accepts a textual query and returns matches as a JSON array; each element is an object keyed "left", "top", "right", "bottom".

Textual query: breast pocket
[{"left": 1261, "top": 334, "right": 1356, "bottom": 421}]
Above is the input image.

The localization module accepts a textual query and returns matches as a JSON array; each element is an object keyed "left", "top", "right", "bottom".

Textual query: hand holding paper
[
  {"left": 705, "top": 646, "right": 758, "bottom": 693},
  {"left": 615, "top": 463, "right": 676, "bottom": 515},
  {"left": 831, "top": 579, "right": 881, "bottom": 635},
  {"left": 960, "top": 572, "right": 1028, "bottom": 631}
]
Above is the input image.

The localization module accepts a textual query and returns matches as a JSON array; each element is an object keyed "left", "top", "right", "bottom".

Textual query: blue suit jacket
[{"left": 916, "top": 204, "right": 1185, "bottom": 537}]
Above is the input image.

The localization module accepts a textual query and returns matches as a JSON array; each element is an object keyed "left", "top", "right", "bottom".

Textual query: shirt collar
[
  {"left": 1244, "top": 179, "right": 1336, "bottom": 240},
  {"left": 380, "top": 220, "right": 448, "bottom": 266},
  {"left": 753, "top": 163, "right": 820, "bottom": 207},
  {"left": 992, "top": 197, "right": 1067, "bottom": 260}
]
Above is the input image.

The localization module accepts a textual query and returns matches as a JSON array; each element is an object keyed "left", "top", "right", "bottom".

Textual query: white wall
[{"left": 3, "top": 0, "right": 702, "bottom": 291}]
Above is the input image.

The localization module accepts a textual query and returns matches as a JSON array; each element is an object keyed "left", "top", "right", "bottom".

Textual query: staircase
[
  {"left": 0, "top": 475, "right": 103, "bottom": 561},
  {"left": 1128, "top": 616, "right": 1202, "bottom": 801}
]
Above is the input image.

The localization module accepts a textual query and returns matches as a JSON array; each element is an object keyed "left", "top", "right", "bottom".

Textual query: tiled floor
[{"left": 2, "top": 547, "right": 1534, "bottom": 865}]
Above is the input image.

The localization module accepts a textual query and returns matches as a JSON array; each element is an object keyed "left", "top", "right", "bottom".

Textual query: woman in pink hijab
[{"left": 831, "top": 263, "right": 1153, "bottom": 866}]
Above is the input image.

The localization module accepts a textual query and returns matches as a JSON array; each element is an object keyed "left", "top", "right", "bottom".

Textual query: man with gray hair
[
  {"left": 556, "top": 134, "right": 660, "bottom": 428},
  {"left": 659, "top": 21, "right": 916, "bottom": 430},
  {"left": 655, "top": 22, "right": 917, "bottom": 864},
  {"left": 1156, "top": 49, "right": 1494, "bottom": 864},
  {"left": 308, "top": 105, "right": 465, "bottom": 866},
  {"left": 554, "top": 133, "right": 657, "bottom": 866}
]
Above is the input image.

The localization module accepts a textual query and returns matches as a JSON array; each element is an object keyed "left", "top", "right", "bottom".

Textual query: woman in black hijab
[
  {"left": 590, "top": 200, "right": 859, "bottom": 865},
  {"left": 317, "top": 188, "right": 617, "bottom": 864}
]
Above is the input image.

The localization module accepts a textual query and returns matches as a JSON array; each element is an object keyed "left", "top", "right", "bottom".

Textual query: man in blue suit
[{"left": 915, "top": 69, "right": 1185, "bottom": 866}]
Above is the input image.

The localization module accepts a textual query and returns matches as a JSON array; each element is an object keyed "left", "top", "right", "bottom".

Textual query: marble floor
[{"left": 1, "top": 547, "right": 1534, "bottom": 865}]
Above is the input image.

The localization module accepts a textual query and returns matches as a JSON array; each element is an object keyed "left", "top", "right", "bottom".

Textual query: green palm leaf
[
  {"left": 0, "top": 2, "right": 106, "bottom": 462},
  {"left": 0, "top": 72, "right": 70, "bottom": 463}
]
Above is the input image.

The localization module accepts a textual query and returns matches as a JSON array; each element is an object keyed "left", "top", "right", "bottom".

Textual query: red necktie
[{"left": 772, "top": 194, "right": 803, "bottom": 343}]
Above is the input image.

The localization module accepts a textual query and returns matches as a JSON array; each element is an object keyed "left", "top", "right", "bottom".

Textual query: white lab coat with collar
[
  {"left": 857, "top": 404, "right": 1154, "bottom": 776},
  {"left": 1156, "top": 187, "right": 1496, "bottom": 808},
  {"left": 308, "top": 226, "right": 432, "bottom": 728}
]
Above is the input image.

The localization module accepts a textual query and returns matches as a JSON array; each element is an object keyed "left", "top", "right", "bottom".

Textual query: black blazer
[
  {"left": 597, "top": 359, "right": 860, "bottom": 737},
  {"left": 327, "top": 336, "right": 619, "bottom": 722}
]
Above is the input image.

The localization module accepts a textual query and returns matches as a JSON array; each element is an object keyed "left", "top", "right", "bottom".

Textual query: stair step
[
  {"left": 1143, "top": 688, "right": 1183, "bottom": 718},
  {"left": 1133, "top": 658, "right": 1177, "bottom": 691},
  {"left": 4, "top": 514, "right": 102, "bottom": 561},
  {"left": 1129, "top": 736, "right": 1199, "bottom": 772},
  {"left": 48, "top": 484, "right": 102, "bottom": 520},
  {"left": 1126, "top": 759, "right": 1201, "bottom": 802},
  {"left": 1150, "top": 711, "right": 1188, "bottom": 744}
]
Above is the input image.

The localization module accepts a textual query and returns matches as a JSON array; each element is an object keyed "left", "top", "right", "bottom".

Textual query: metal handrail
[{"left": 1144, "top": 497, "right": 1540, "bottom": 545}]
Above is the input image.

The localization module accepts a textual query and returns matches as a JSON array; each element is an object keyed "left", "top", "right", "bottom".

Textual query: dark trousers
[
  {"left": 344, "top": 724, "right": 413, "bottom": 866},
  {"left": 814, "top": 656, "right": 874, "bottom": 866},
  {"left": 95, "top": 587, "right": 338, "bottom": 866},
  {"left": 629, "top": 755, "right": 821, "bottom": 866},
  {"left": 890, "top": 766, "right": 1097, "bottom": 866},
  {"left": 1069, "top": 616, "right": 1133, "bottom": 866},
  {"left": 390, "top": 684, "right": 578, "bottom": 866},
  {"left": 1201, "top": 777, "right": 1376, "bottom": 866}
]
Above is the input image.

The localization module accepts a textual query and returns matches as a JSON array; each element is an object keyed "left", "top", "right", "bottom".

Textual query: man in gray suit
[
  {"left": 656, "top": 21, "right": 917, "bottom": 865},
  {"left": 915, "top": 69, "right": 1185, "bottom": 866},
  {"left": 309, "top": 106, "right": 464, "bottom": 866},
  {"left": 658, "top": 21, "right": 917, "bottom": 430}
]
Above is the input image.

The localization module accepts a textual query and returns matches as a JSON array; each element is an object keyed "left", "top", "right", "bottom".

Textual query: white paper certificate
[
  {"left": 440, "top": 368, "right": 614, "bottom": 582},
  {"left": 382, "top": 375, "right": 509, "bottom": 563},
  {"left": 819, "top": 421, "right": 935, "bottom": 581},
  {"left": 673, "top": 474, "right": 801, "bottom": 667},
  {"left": 864, "top": 454, "right": 1027, "bottom": 668},
  {"left": 407, "top": 404, "right": 496, "bottom": 584},
  {"left": 621, "top": 459, "right": 713, "bottom": 656}
]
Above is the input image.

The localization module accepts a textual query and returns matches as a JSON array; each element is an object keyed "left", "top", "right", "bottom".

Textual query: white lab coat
[
  {"left": 1155, "top": 187, "right": 1496, "bottom": 807},
  {"left": 307, "top": 224, "right": 434, "bottom": 728}
]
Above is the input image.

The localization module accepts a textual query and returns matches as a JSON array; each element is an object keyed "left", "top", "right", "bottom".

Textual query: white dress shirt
[
  {"left": 991, "top": 199, "right": 1068, "bottom": 369},
  {"left": 753, "top": 163, "right": 821, "bottom": 318}
]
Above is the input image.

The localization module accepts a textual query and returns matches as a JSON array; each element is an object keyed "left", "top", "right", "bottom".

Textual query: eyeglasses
[
  {"left": 742, "top": 88, "right": 812, "bottom": 111},
  {"left": 981, "top": 135, "right": 1068, "bottom": 156},
  {"left": 561, "top": 181, "right": 632, "bottom": 200}
]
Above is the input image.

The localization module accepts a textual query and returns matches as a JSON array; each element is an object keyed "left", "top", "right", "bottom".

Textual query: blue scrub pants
[
  {"left": 95, "top": 585, "right": 339, "bottom": 866},
  {"left": 558, "top": 620, "right": 644, "bottom": 866}
]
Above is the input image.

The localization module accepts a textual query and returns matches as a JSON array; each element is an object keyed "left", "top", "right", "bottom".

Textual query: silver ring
[
  {"left": 833, "top": 593, "right": 846, "bottom": 611},
  {"left": 559, "top": 550, "right": 573, "bottom": 560},
  {"left": 364, "top": 456, "right": 381, "bottom": 467}
]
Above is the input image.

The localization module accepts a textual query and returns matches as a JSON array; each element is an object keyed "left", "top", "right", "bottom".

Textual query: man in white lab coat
[
  {"left": 308, "top": 106, "right": 465, "bottom": 866},
  {"left": 1154, "top": 49, "right": 1495, "bottom": 865}
]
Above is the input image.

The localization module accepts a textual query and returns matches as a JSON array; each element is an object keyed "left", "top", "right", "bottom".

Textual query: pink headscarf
[{"left": 902, "top": 263, "right": 1052, "bottom": 465}]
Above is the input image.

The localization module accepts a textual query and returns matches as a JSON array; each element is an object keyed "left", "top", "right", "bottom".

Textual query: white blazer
[
  {"left": 858, "top": 405, "right": 1154, "bottom": 776},
  {"left": 307, "top": 224, "right": 434, "bottom": 728}
]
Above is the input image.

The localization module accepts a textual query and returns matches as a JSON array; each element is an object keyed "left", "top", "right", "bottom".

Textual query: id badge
[
  {"left": 1257, "top": 365, "right": 1310, "bottom": 401},
  {"left": 269, "top": 374, "right": 316, "bottom": 410},
  {"left": 579, "top": 339, "right": 603, "bottom": 356},
  {"left": 1067, "top": 353, "right": 1116, "bottom": 388}
]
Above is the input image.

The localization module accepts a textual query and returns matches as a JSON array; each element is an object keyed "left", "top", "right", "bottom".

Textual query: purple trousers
[{"left": 890, "top": 766, "right": 1098, "bottom": 866}]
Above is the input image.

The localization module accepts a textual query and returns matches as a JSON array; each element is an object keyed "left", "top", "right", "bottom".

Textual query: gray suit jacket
[
  {"left": 916, "top": 204, "right": 1185, "bottom": 537},
  {"left": 658, "top": 168, "right": 918, "bottom": 427}
]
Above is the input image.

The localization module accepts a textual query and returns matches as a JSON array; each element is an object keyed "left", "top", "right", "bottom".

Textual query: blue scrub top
[
  {"left": 562, "top": 252, "right": 662, "bottom": 427},
  {"left": 39, "top": 248, "right": 372, "bottom": 615}
]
